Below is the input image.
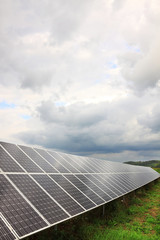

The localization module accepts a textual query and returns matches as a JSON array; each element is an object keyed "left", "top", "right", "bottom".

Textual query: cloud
[
  {"left": 17, "top": 93, "right": 160, "bottom": 160},
  {"left": 112, "top": 0, "right": 126, "bottom": 11},
  {"left": 119, "top": 39, "right": 160, "bottom": 91},
  {"left": 20, "top": 69, "right": 52, "bottom": 91},
  {"left": 0, "top": 0, "right": 160, "bottom": 162},
  {"left": 138, "top": 103, "right": 160, "bottom": 133}
]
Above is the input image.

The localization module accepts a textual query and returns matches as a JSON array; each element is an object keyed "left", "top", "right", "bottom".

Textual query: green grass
[
  {"left": 25, "top": 178, "right": 160, "bottom": 240},
  {"left": 153, "top": 168, "right": 160, "bottom": 173},
  {"left": 81, "top": 228, "right": 159, "bottom": 240},
  {"left": 78, "top": 180, "right": 160, "bottom": 240}
]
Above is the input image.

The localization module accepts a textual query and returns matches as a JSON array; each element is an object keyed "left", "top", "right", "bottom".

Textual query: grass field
[
  {"left": 26, "top": 176, "right": 160, "bottom": 240},
  {"left": 77, "top": 179, "right": 160, "bottom": 240}
]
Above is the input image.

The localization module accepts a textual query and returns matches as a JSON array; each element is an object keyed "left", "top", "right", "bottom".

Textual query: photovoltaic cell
[
  {"left": 80, "top": 157, "right": 100, "bottom": 173},
  {"left": 8, "top": 174, "right": 69, "bottom": 224},
  {"left": 111, "top": 174, "right": 134, "bottom": 192},
  {"left": 118, "top": 174, "right": 138, "bottom": 189},
  {"left": 0, "top": 145, "right": 24, "bottom": 172},
  {"left": 35, "top": 148, "right": 70, "bottom": 173},
  {"left": 96, "top": 174, "right": 125, "bottom": 195},
  {"left": 48, "top": 151, "right": 79, "bottom": 173},
  {"left": 130, "top": 172, "right": 152, "bottom": 187},
  {"left": 81, "top": 157, "right": 100, "bottom": 173},
  {"left": 0, "top": 175, "right": 47, "bottom": 237},
  {"left": 65, "top": 174, "right": 104, "bottom": 205},
  {"left": 93, "top": 174, "right": 122, "bottom": 196},
  {"left": 108, "top": 175, "right": 131, "bottom": 192},
  {"left": 87, "top": 157, "right": 107, "bottom": 173},
  {"left": 32, "top": 174, "right": 84, "bottom": 216},
  {"left": 50, "top": 174, "right": 96, "bottom": 210},
  {"left": 76, "top": 175, "right": 113, "bottom": 201},
  {"left": 59, "top": 153, "right": 88, "bottom": 173},
  {"left": 1, "top": 142, "right": 42, "bottom": 173},
  {"left": 70, "top": 155, "right": 96, "bottom": 173},
  {"left": 106, "top": 174, "right": 133, "bottom": 194},
  {"left": 19, "top": 145, "right": 58, "bottom": 173},
  {"left": 0, "top": 217, "right": 16, "bottom": 240}
]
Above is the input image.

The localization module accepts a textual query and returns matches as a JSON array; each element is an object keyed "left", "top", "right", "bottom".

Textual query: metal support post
[{"left": 102, "top": 204, "right": 105, "bottom": 216}]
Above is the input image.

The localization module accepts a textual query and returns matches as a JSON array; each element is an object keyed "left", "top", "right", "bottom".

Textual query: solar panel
[
  {"left": 35, "top": 148, "right": 71, "bottom": 173},
  {"left": 32, "top": 174, "right": 84, "bottom": 216},
  {"left": 0, "top": 146, "right": 24, "bottom": 172},
  {"left": 1, "top": 142, "right": 42, "bottom": 173},
  {"left": 93, "top": 174, "right": 122, "bottom": 196},
  {"left": 69, "top": 155, "right": 96, "bottom": 173},
  {"left": 8, "top": 174, "right": 69, "bottom": 224},
  {"left": 50, "top": 174, "right": 96, "bottom": 210},
  {"left": 65, "top": 174, "right": 105, "bottom": 205},
  {"left": 47, "top": 150, "right": 80, "bottom": 173},
  {"left": 0, "top": 141, "right": 159, "bottom": 240},
  {"left": 0, "top": 174, "right": 47, "bottom": 238},
  {"left": 94, "top": 174, "right": 126, "bottom": 195},
  {"left": 19, "top": 145, "right": 58, "bottom": 173},
  {"left": 58, "top": 152, "right": 88, "bottom": 173},
  {"left": 76, "top": 174, "right": 115, "bottom": 201},
  {"left": 0, "top": 215, "right": 16, "bottom": 240}
]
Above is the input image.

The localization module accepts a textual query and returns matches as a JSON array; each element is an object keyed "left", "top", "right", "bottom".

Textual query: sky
[{"left": 0, "top": 0, "right": 160, "bottom": 162}]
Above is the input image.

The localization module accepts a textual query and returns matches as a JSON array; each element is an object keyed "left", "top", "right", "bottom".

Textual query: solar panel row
[
  {"left": 0, "top": 142, "right": 156, "bottom": 175},
  {"left": 0, "top": 141, "right": 159, "bottom": 240}
]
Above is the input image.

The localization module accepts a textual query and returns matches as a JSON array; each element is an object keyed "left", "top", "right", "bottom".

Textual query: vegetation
[
  {"left": 154, "top": 168, "right": 160, "bottom": 174},
  {"left": 124, "top": 160, "right": 160, "bottom": 168},
  {"left": 25, "top": 175, "right": 160, "bottom": 240}
]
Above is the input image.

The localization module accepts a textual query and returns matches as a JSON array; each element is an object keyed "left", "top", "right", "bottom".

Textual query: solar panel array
[{"left": 0, "top": 141, "right": 159, "bottom": 240}]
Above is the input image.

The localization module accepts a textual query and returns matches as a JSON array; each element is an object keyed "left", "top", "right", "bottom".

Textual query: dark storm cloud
[
  {"left": 17, "top": 96, "right": 160, "bottom": 157},
  {"left": 17, "top": 127, "right": 160, "bottom": 156}
]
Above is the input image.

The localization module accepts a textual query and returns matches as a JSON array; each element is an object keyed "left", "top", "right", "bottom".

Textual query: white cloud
[{"left": 0, "top": 0, "right": 160, "bottom": 162}]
